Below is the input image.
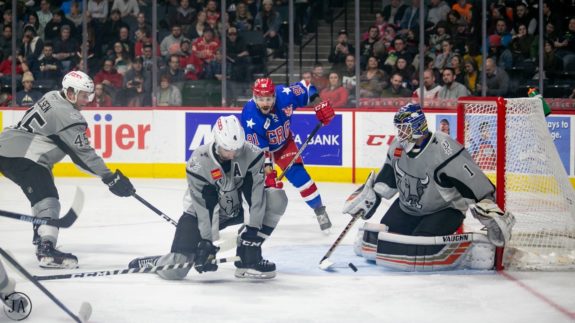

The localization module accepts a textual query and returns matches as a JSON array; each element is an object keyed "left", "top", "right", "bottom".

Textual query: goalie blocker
[{"left": 353, "top": 223, "right": 496, "bottom": 271}]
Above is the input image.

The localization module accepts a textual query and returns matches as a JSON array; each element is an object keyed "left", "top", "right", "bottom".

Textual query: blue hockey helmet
[{"left": 393, "top": 103, "right": 429, "bottom": 152}]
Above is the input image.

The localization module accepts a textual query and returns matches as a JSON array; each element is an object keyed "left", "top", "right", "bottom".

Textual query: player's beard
[{"left": 259, "top": 105, "right": 273, "bottom": 114}]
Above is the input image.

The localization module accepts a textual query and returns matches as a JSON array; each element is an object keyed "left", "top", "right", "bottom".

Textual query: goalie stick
[
  {"left": 0, "top": 248, "right": 92, "bottom": 323},
  {"left": 278, "top": 122, "right": 322, "bottom": 180},
  {"left": 0, "top": 187, "right": 84, "bottom": 228},
  {"left": 33, "top": 256, "right": 241, "bottom": 281},
  {"left": 132, "top": 193, "right": 178, "bottom": 226},
  {"left": 319, "top": 211, "right": 362, "bottom": 270}
]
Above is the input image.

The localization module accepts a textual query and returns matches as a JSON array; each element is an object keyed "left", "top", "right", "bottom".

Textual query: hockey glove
[
  {"left": 342, "top": 170, "right": 381, "bottom": 219},
  {"left": 470, "top": 199, "right": 516, "bottom": 247},
  {"left": 102, "top": 170, "right": 135, "bottom": 197},
  {"left": 265, "top": 169, "right": 284, "bottom": 189},
  {"left": 314, "top": 100, "right": 335, "bottom": 126},
  {"left": 194, "top": 240, "right": 219, "bottom": 273}
]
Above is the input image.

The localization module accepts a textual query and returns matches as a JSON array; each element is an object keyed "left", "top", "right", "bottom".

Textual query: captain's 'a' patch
[{"left": 233, "top": 163, "right": 242, "bottom": 177}]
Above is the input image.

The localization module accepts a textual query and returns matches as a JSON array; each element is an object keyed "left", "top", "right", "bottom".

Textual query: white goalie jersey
[{"left": 374, "top": 131, "right": 496, "bottom": 216}]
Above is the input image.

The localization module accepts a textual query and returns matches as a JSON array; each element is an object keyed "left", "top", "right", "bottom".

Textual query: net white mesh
[{"left": 460, "top": 97, "right": 575, "bottom": 270}]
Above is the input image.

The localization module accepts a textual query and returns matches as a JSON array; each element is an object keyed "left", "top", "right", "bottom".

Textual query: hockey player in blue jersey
[{"left": 241, "top": 78, "right": 335, "bottom": 233}]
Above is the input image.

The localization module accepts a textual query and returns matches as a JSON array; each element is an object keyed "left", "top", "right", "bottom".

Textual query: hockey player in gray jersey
[
  {"left": 0, "top": 71, "right": 135, "bottom": 269},
  {"left": 343, "top": 104, "right": 515, "bottom": 270},
  {"left": 130, "top": 115, "right": 287, "bottom": 279}
]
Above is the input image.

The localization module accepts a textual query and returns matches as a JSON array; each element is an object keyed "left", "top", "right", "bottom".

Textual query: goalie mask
[
  {"left": 252, "top": 78, "right": 276, "bottom": 115},
  {"left": 393, "top": 103, "right": 429, "bottom": 153},
  {"left": 212, "top": 115, "right": 245, "bottom": 160}
]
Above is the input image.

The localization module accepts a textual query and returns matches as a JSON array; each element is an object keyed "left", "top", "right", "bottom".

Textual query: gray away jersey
[
  {"left": 183, "top": 142, "right": 266, "bottom": 241},
  {"left": 0, "top": 91, "right": 112, "bottom": 178},
  {"left": 374, "top": 131, "right": 495, "bottom": 216}
]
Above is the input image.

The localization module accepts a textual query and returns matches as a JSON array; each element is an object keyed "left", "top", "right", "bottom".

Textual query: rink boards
[{"left": 0, "top": 107, "right": 574, "bottom": 186}]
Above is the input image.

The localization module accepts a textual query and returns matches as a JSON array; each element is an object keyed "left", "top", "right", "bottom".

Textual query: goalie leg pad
[
  {"left": 343, "top": 170, "right": 381, "bottom": 219},
  {"left": 375, "top": 232, "right": 496, "bottom": 271},
  {"left": 354, "top": 222, "right": 388, "bottom": 260},
  {"left": 33, "top": 197, "right": 61, "bottom": 245},
  {"left": 156, "top": 252, "right": 194, "bottom": 280}
]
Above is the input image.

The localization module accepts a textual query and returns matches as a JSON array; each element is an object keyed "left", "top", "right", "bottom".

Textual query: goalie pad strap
[{"left": 372, "top": 232, "right": 495, "bottom": 271}]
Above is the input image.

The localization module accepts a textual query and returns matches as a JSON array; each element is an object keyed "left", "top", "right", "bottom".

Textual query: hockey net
[{"left": 457, "top": 97, "right": 575, "bottom": 270}]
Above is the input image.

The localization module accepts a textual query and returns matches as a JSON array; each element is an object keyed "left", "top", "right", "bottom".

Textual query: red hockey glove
[
  {"left": 265, "top": 170, "right": 284, "bottom": 189},
  {"left": 314, "top": 100, "right": 335, "bottom": 126}
]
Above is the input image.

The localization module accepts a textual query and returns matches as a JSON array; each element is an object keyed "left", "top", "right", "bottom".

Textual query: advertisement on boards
[{"left": 184, "top": 112, "right": 343, "bottom": 165}]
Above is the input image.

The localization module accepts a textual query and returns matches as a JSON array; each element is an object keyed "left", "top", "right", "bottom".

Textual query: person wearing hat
[
  {"left": 16, "top": 72, "right": 42, "bottom": 107},
  {"left": 328, "top": 28, "right": 354, "bottom": 70}
]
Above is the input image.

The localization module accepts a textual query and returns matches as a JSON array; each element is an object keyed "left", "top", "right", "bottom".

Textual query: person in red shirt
[
  {"left": 192, "top": 28, "right": 220, "bottom": 79},
  {"left": 320, "top": 71, "right": 348, "bottom": 108},
  {"left": 93, "top": 59, "right": 124, "bottom": 100}
]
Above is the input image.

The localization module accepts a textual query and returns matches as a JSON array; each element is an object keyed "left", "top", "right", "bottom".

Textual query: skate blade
[
  {"left": 234, "top": 268, "right": 276, "bottom": 279},
  {"left": 39, "top": 257, "right": 78, "bottom": 269}
]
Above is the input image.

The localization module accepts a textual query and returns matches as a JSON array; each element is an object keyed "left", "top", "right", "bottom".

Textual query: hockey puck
[{"left": 348, "top": 262, "right": 358, "bottom": 272}]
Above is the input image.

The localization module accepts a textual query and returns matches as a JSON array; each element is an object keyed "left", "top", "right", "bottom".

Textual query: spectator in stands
[
  {"left": 381, "top": 0, "right": 407, "bottom": 26},
  {"left": 170, "top": 0, "right": 196, "bottom": 36},
  {"left": 94, "top": 58, "right": 124, "bottom": 98},
  {"left": 510, "top": 23, "right": 534, "bottom": 66},
  {"left": 311, "top": 63, "right": 329, "bottom": 92},
  {"left": 451, "top": 54, "right": 465, "bottom": 84},
  {"left": 119, "top": 75, "right": 151, "bottom": 107},
  {"left": 477, "top": 57, "right": 509, "bottom": 97},
  {"left": 427, "top": 0, "right": 451, "bottom": 29},
  {"left": 438, "top": 67, "right": 469, "bottom": 98},
  {"left": 0, "top": 54, "right": 28, "bottom": 85},
  {"left": 542, "top": 2, "right": 560, "bottom": 35},
  {"left": 412, "top": 68, "right": 441, "bottom": 99},
  {"left": 31, "top": 42, "right": 63, "bottom": 86},
  {"left": 179, "top": 39, "right": 203, "bottom": 80},
  {"left": 429, "top": 21, "right": 451, "bottom": 54},
  {"left": 392, "top": 37, "right": 414, "bottom": 66},
  {"left": 433, "top": 39, "right": 456, "bottom": 70},
  {"left": 161, "top": 24, "right": 189, "bottom": 57},
  {"left": 254, "top": 0, "right": 283, "bottom": 57},
  {"left": 134, "top": 13, "right": 151, "bottom": 40},
  {"left": 554, "top": 17, "right": 575, "bottom": 71},
  {"left": 451, "top": 0, "right": 472, "bottom": 24},
  {"left": 445, "top": 10, "right": 464, "bottom": 36},
  {"left": 189, "top": 10, "right": 210, "bottom": 40},
  {"left": 302, "top": 71, "right": 312, "bottom": 84},
  {"left": 16, "top": 72, "right": 42, "bottom": 107},
  {"left": 141, "top": 43, "right": 155, "bottom": 71},
  {"left": 66, "top": 1, "right": 83, "bottom": 30},
  {"left": 205, "top": 0, "right": 221, "bottom": 30},
  {"left": 329, "top": 29, "right": 354, "bottom": 71},
  {"left": 463, "top": 58, "right": 478, "bottom": 94},
  {"left": 463, "top": 41, "right": 482, "bottom": 73},
  {"left": 45, "top": 10, "right": 76, "bottom": 42},
  {"left": 0, "top": 26, "right": 13, "bottom": 60},
  {"left": 192, "top": 28, "right": 220, "bottom": 79},
  {"left": 541, "top": 39, "right": 562, "bottom": 75},
  {"left": 112, "top": 0, "right": 139, "bottom": 23},
  {"left": 117, "top": 26, "right": 135, "bottom": 59},
  {"left": 230, "top": 2, "right": 254, "bottom": 32},
  {"left": 391, "top": 56, "right": 415, "bottom": 90},
  {"left": 109, "top": 41, "right": 132, "bottom": 75},
  {"left": 36, "top": 0, "right": 53, "bottom": 40},
  {"left": 380, "top": 24, "right": 398, "bottom": 54},
  {"left": 87, "top": 82, "right": 113, "bottom": 107},
  {"left": 102, "top": 9, "right": 129, "bottom": 56},
  {"left": 359, "top": 56, "right": 388, "bottom": 98},
  {"left": 161, "top": 54, "right": 186, "bottom": 85},
  {"left": 24, "top": 13, "right": 41, "bottom": 37},
  {"left": 338, "top": 54, "right": 357, "bottom": 98},
  {"left": 155, "top": 74, "right": 182, "bottom": 106},
  {"left": 53, "top": 25, "right": 78, "bottom": 72},
  {"left": 381, "top": 72, "right": 411, "bottom": 97},
  {"left": 487, "top": 34, "right": 512, "bottom": 70},
  {"left": 359, "top": 26, "right": 382, "bottom": 69},
  {"left": 226, "top": 27, "right": 250, "bottom": 83},
  {"left": 88, "top": 0, "right": 109, "bottom": 23},
  {"left": 320, "top": 71, "right": 348, "bottom": 108},
  {"left": 487, "top": 5, "right": 507, "bottom": 35},
  {"left": 123, "top": 56, "right": 151, "bottom": 93},
  {"left": 20, "top": 26, "right": 43, "bottom": 64},
  {"left": 513, "top": 2, "right": 537, "bottom": 36},
  {"left": 399, "top": 0, "right": 422, "bottom": 34},
  {"left": 452, "top": 20, "right": 470, "bottom": 54}
]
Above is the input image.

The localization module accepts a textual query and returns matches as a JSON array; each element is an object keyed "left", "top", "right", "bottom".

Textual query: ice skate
[
  {"left": 314, "top": 206, "right": 332, "bottom": 233},
  {"left": 36, "top": 241, "right": 78, "bottom": 269}
]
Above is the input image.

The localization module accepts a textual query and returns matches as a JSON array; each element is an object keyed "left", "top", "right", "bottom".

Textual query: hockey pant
[
  {"left": 0, "top": 157, "right": 61, "bottom": 245},
  {"left": 273, "top": 138, "right": 322, "bottom": 210}
]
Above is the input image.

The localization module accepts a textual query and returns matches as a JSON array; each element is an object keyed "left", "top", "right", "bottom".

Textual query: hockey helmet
[
  {"left": 62, "top": 71, "right": 95, "bottom": 105},
  {"left": 252, "top": 78, "right": 276, "bottom": 114},
  {"left": 393, "top": 103, "right": 429, "bottom": 153},
  {"left": 212, "top": 115, "right": 245, "bottom": 159}
]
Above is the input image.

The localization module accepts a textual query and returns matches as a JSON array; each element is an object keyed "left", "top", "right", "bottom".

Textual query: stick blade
[
  {"left": 59, "top": 188, "right": 84, "bottom": 228},
  {"left": 319, "top": 258, "right": 334, "bottom": 271},
  {"left": 78, "top": 302, "right": 92, "bottom": 322}
]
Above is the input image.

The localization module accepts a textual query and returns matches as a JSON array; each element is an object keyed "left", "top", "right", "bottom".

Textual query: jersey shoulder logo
[
  {"left": 188, "top": 156, "right": 201, "bottom": 172},
  {"left": 441, "top": 140, "right": 453, "bottom": 156},
  {"left": 210, "top": 168, "right": 223, "bottom": 180}
]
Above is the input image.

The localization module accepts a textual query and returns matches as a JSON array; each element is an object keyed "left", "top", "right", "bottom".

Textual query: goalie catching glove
[
  {"left": 342, "top": 170, "right": 381, "bottom": 219},
  {"left": 102, "top": 169, "right": 135, "bottom": 197},
  {"left": 470, "top": 199, "right": 516, "bottom": 247}
]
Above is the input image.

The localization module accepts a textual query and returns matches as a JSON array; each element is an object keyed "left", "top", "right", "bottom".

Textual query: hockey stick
[
  {"left": 132, "top": 193, "right": 178, "bottom": 226},
  {"left": 33, "top": 256, "right": 241, "bottom": 281},
  {"left": 277, "top": 122, "right": 323, "bottom": 181},
  {"left": 0, "top": 187, "right": 84, "bottom": 228},
  {"left": 0, "top": 248, "right": 92, "bottom": 323},
  {"left": 319, "top": 211, "right": 363, "bottom": 270}
]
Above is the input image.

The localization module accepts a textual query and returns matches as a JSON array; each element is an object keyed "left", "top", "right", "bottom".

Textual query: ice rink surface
[{"left": 1, "top": 178, "right": 574, "bottom": 323}]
